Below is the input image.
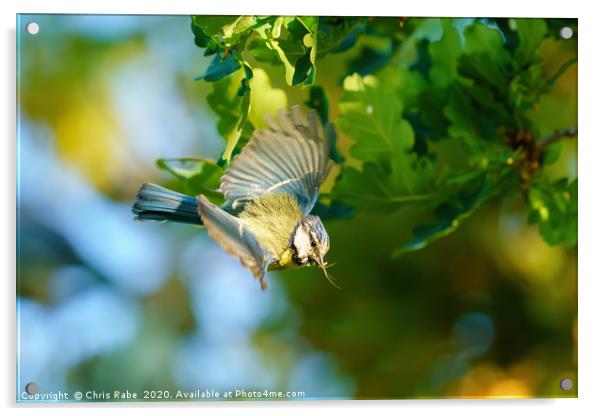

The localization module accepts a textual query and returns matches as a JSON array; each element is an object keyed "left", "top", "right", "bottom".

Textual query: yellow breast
[
  {"left": 238, "top": 193, "right": 304, "bottom": 260},
  {"left": 266, "top": 247, "right": 296, "bottom": 271}
]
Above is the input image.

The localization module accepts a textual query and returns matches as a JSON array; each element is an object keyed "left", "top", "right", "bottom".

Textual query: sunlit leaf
[
  {"left": 333, "top": 73, "right": 436, "bottom": 213},
  {"left": 191, "top": 16, "right": 240, "bottom": 36},
  {"left": 247, "top": 68, "right": 288, "bottom": 128},
  {"left": 337, "top": 73, "right": 414, "bottom": 164},
  {"left": 191, "top": 15, "right": 256, "bottom": 45},
  {"left": 527, "top": 178, "right": 577, "bottom": 246}
]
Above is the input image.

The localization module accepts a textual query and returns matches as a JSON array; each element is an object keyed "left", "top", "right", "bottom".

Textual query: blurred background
[{"left": 17, "top": 15, "right": 577, "bottom": 400}]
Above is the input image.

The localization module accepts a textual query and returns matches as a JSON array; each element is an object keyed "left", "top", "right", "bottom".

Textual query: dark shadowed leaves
[
  {"left": 206, "top": 71, "right": 253, "bottom": 165},
  {"left": 514, "top": 19, "right": 547, "bottom": 68},
  {"left": 311, "top": 200, "right": 356, "bottom": 221},
  {"left": 195, "top": 51, "right": 241, "bottom": 82},
  {"left": 305, "top": 86, "right": 344, "bottom": 163},
  {"left": 393, "top": 170, "right": 514, "bottom": 257},
  {"left": 428, "top": 19, "right": 462, "bottom": 87}
]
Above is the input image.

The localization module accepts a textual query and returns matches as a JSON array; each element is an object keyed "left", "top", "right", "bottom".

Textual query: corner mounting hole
[
  {"left": 560, "top": 26, "right": 573, "bottom": 40},
  {"left": 25, "top": 382, "right": 38, "bottom": 394},
  {"left": 560, "top": 377, "right": 573, "bottom": 391},
  {"left": 26, "top": 22, "right": 40, "bottom": 35}
]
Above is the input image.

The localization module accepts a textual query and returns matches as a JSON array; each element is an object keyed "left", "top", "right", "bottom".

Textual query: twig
[{"left": 538, "top": 125, "right": 578, "bottom": 148}]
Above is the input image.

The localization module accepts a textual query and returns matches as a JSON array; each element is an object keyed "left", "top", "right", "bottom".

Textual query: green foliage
[
  {"left": 205, "top": 70, "right": 251, "bottom": 165},
  {"left": 190, "top": 16, "right": 365, "bottom": 165},
  {"left": 332, "top": 73, "right": 436, "bottom": 212},
  {"left": 527, "top": 178, "right": 577, "bottom": 247},
  {"left": 395, "top": 166, "right": 518, "bottom": 255},
  {"left": 191, "top": 15, "right": 365, "bottom": 88},
  {"left": 160, "top": 17, "right": 577, "bottom": 254},
  {"left": 156, "top": 158, "right": 224, "bottom": 205}
]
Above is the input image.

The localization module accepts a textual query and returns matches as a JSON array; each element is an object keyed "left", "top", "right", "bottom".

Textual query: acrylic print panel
[{"left": 16, "top": 14, "right": 577, "bottom": 402}]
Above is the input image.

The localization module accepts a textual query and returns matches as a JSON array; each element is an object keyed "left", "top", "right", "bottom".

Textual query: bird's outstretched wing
[
  {"left": 197, "top": 195, "right": 271, "bottom": 289},
  {"left": 220, "top": 106, "right": 335, "bottom": 215}
]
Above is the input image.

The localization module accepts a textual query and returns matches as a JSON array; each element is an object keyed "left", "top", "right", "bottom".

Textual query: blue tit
[{"left": 132, "top": 106, "right": 336, "bottom": 289}]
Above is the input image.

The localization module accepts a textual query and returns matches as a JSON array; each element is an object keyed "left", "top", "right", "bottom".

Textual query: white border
[{"left": 2, "top": 1, "right": 599, "bottom": 415}]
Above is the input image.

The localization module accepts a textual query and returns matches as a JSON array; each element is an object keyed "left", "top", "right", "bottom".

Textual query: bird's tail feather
[{"left": 132, "top": 183, "right": 202, "bottom": 225}]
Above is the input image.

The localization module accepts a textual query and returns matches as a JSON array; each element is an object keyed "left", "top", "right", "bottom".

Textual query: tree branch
[{"left": 538, "top": 125, "right": 578, "bottom": 148}]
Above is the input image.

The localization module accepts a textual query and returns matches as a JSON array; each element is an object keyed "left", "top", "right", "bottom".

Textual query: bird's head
[
  {"left": 290, "top": 215, "right": 330, "bottom": 267},
  {"left": 290, "top": 215, "right": 339, "bottom": 288}
]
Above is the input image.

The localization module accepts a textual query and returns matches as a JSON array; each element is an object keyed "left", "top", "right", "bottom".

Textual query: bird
[{"left": 132, "top": 106, "right": 337, "bottom": 289}]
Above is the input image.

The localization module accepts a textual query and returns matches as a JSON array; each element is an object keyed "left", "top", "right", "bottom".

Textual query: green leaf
[
  {"left": 458, "top": 23, "right": 514, "bottom": 98},
  {"left": 185, "top": 164, "right": 224, "bottom": 205},
  {"left": 236, "top": 61, "right": 254, "bottom": 96},
  {"left": 510, "top": 61, "right": 548, "bottom": 111},
  {"left": 394, "top": 181, "right": 485, "bottom": 255},
  {"left": 156, "top": 158, "right": 224, "bottom": 205},
  {"left": 428, "top": 19, "right": 462, "bottom": 86},
  {"left": 547, "top": 57, "right": 577, "bottom": 88},
  {"left": 296, "top": 27, "right": 318, "bottom": 85},
  {"left": 260, "top": 16, "right": 320, "bottom": 86},
  {"left": 191, "top": 15, "right": 257, "bottom": 45},
  {"left": 191, "top": 16, "right": 365, "bottom": 88},
  {"left": 305, "top": 86, "right": 344, "bottom": 164},
  {"left": 206, "top": 67, "right": 287, "bottom": 165},
  {"left": 311, "top": 200, "right": 356, "bottom": 220},
  {"left": 247, "top": 68, "right": 288, "bottom": 129},
  {"left": 190, "top": 19, "right": 219, "bottom": 54},
  {"left": 345, "top": 37, "right": 394, "bottom": 77},
  {"left": 527, "top": 178, "right": 577, "bottom": 247},
  {"left": 195, "top": 51, "right": 241, "bottom": 82},
  {"left": 247, "top": 37, "right": 280, "bottom": 63},
  {"left": 410, "top": 39, "right": 432, "bottom": 79},
  {"left": 463, "top": 22, "right": 507, "bottom": 56},
  {"left": 394, "top": 168, "right": 516, "bottom": 256},
  {"left": 156, "top": 157, "right": 206, "bottom": 181},
  {"left": 221, "top": 16, "right": 257, "bottom": 41},
  {"left": 220, "top": 91, "right": 250, "bottom": 165},
  {"left": 206, "top": 70, "right": 252, "bottom": 165},
  {"left": 316, "top": 16, "right": 366, "bottom": 55},
  {"left": 337, "top": 74, "right": 414, "bottom": 164},
  {"left": 293, "top": 46, "right": 314, "bottom": 86},
  {"left": 542, "top": 142, "right": 563, "bottom": 166},
  {"left": 444, "top": 84, "right": 494, "bottom": 150},
  {"left": 207, "top": 70, "right": 247, "bottom": 132},
  {"left": 192, "top": 16, "right": 240, "bottom": 36},
  {"left": 305, "top": 85, "right": 329, "bottom": 124},
  {"left": 333, "top": 73, "right": 436, "bottom": 212},
  {"left": 333, "top": 163, "right": 438, "bottom": 213},
  {"left": 296, "top": 16, "right": 319, "bottom": 33},
  {"left": 514, "top": 18, "right": 547, "bottom": 68},
  {"left": 267, "top": 36, "right": 298, "bottom": 85}
]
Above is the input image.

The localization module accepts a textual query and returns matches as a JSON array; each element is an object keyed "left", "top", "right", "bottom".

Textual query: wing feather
[
  {"left": 197, "top": 195, "right": 271, "bottom": 289},
  {"left": 220, "top": 105, "right": 334, "bottom": 214}
]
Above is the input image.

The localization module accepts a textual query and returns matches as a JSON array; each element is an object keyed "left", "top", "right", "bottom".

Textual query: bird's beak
[
  {"left": 316, "top": 256, "right": 325, "bottom": 267},
  {"left": 316, "top": 256, "right": 340, "bottom": 289}
]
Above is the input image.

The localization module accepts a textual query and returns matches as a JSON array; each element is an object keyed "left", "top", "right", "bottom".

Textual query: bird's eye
[{"left": 311, "top": 240, "right": 317, "bottom": 247}]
